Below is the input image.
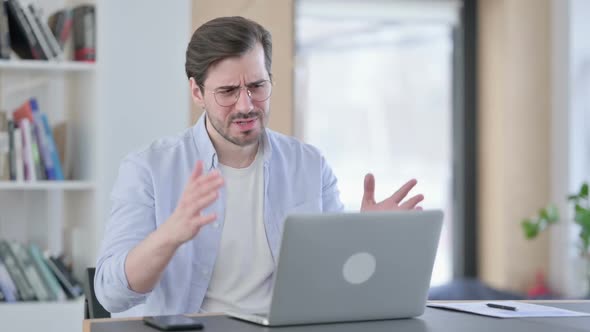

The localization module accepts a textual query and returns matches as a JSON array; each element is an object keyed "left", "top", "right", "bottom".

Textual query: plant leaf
[
  {"left": 575, "top": 209, "right": 590, "bottom": 229},
  {"left": 580, "top": 230, "right": 590, "bottom": 252},
  {"left": 522, "top": 219, "right": 539, "bottom": 239},
  {"left": 546, "top": 204, "right": 559, "bottom": 223},
  {"left": 568, "top": 195, "right": 579, "bottom": 202},
  {"left": 580, "top": 183, "right": 589, "bottom": 198},
  {"left": 539, "top": 208, "right": 549, "bottom": 221}
]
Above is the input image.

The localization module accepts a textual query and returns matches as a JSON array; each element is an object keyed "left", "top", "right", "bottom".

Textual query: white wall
[{"left": 95, "top": 0, "right": 191, "bottom": 259}]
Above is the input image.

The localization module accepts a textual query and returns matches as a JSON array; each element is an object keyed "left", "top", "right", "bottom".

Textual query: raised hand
[
  {"left": 360, "top": 173, "right": 424, "bottom": 212},
  {"left": 161, "top": 160, "right": 224, "bottom": 245}
]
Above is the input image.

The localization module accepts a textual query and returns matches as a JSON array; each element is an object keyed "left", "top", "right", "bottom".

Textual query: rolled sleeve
[{"left": 94, "top": 156, "right": 157, "bottom": 313}]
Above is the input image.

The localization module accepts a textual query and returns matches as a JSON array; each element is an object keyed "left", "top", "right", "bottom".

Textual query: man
[{"left": 95, "top": 16, "right": 424, "bottom": 317}]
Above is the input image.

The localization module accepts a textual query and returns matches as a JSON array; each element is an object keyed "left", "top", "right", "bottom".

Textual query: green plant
[
  {"left": 522, "top": 183, "right": 589, "bottom": 252},
  {"left": 521, "top": 182, "right": 590, "bottom": 294}
]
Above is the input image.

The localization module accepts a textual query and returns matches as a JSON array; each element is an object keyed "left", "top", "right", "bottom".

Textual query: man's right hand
[
  {"left": 124, "top": 160, "right": 223, "bottom": 294},
  {"left": 162, "top": 160, "right": 224, "bottom": 245}
]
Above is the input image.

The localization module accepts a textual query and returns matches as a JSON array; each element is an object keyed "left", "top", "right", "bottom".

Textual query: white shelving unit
[
  {"left": 1, "top": 0, "right": 192, "bottom": 330},
  {"left": 0, "top": 60, "right": 95, "bottom": 72},
  {"left": 0, "top": 180, "right": 95, "bottom": 190}
]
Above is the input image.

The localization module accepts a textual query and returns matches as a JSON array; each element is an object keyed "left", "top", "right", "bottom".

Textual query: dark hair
[{"left": 185, "top": 16, "right": 273, "bottom": 89}]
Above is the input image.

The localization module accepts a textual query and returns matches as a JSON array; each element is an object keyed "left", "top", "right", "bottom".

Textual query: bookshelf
[
  {"left": 0, "top": 59, "right": 95, "bottom": 72},
  {"left": 0, "top": 0, "right": 192, "bottom": 330},
  {"left": 0, "top": 180, "right": 95, "bottom": 190}
]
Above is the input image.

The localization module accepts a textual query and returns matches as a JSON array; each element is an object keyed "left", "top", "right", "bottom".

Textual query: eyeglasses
[{"left": 206, "top": 80, "right": 272, "bottom": 107}]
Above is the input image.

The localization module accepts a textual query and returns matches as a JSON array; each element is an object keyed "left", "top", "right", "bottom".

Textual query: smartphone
[{"left": 143, "top": 315, "right": 204, "bottom": 331}]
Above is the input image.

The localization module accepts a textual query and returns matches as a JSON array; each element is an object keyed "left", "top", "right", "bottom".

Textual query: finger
[
  {"left": 415, "top": 206, "right": 423, "bottom": 211},
  {"left": 182, "top": 161, "right": 205, "bottom": 195},
  {"left": 190, "top": 161, "right": 204, "bottom": 181},
  {"left": 187, "top": 190, "right": 219, "bottom": 217},
  {"left": 191, "top": 175, "right": 224, "bottom": 197},
  {"left": 187, "top": 169, "right": 223, "bottom": 193},
  {"left": 390, "top": 179, "right": 418, "bottom": 204},
  {"left": 191, "top": 213, "right": 217, "bottom": 228},
  {"left": 399, "top": 194, "right": 424, "bottom": 210},
  {"left": 362, "top": 173, "right": 376, "bottom": 205}
]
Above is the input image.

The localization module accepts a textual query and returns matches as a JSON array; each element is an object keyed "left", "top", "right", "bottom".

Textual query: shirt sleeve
[
  {"left": 320, "top": 155, "right": 345, "bottom": 212},
  {"left": 94, "top": 155, "right": 156, "bottom": 313}
]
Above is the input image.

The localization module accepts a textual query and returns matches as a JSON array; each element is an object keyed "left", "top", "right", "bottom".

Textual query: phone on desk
[{"left": 143, "top": 315, "right": 204, "bottom": 331}]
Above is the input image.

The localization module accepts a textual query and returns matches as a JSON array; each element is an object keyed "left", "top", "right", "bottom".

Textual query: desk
[{"left": 84, "top": 301, "right": 590, "bottom": 332}]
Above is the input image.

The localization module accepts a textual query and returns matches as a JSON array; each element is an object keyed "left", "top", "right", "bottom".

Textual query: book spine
[
  {"left": 40, "top": 113, "right": 63, "bottom": 180},
  {"left": 29, "top": 5, "right": 62, "bottom": 60},
  {"left": 20, "top": 3, "right": 51, "bottom": 60},
  {"left": 9, "top": 242, "right": 53, "bottom": 301},
  {"left": 19, "top": 118, "right": 35, "bottom": 181},
  {"left": 0, "top": 259, "right": 19, "bottom": 301},
  {"left": 72, "top": 5, "right": 94, "bottom": 62},
  {"left": 29, "top": 244, "right": 66, "bottom": 301},
  {"left": 13, "top": 127, "right": 24, "bottom": 181},
  {"left": 30, "top": 99, "right": 54, "bottom": 179},
  {"left": 0, "top": 0, "right": 11, "bottom": 59},
  {"left": 0, "top": 112, "right": 9, "bottom": 180},
  {"left": 45, "top": 255, "right": 83, "bottom": 298},
  {"left": 5, "top": 0, "right": 43, "bottom": 59},
  {"left": 0, "top": 240, "right": 36, "bottom": 300},
  {"left": 8, "top": 120, "right": 16, "bottom": 180},
  {"left": 29, "top": 123, "right": 45, "bottom": 180},
  {"left": 57, "top": 10, "right": 72, "bottom": 50}
]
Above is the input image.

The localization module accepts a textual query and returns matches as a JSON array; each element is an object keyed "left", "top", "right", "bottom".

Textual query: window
[{"left": 295, "top": 0, "right": 461, "bottom": 285}]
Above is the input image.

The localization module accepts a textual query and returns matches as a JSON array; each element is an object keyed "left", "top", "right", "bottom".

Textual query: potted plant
[{"left": 521, "top": 182, "right": 590, "bottom": 296}]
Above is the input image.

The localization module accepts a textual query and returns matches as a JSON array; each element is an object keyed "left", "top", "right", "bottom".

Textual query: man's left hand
[{"left": 360, "top": 173, "right": 424, "bottom": 211}]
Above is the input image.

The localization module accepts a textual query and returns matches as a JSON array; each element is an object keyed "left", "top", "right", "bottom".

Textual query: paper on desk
[{"left": 427, "top": 301, "right": 590, "bottom": 318}]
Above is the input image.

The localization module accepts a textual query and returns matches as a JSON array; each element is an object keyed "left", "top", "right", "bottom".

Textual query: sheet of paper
[{"left": 427, "top": 301, "right": 590, "bottom": 318}]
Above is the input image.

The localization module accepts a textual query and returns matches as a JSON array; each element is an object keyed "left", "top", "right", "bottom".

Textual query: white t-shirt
[{"left": 200, "top": 148, "right": 274, "bottom": 314}]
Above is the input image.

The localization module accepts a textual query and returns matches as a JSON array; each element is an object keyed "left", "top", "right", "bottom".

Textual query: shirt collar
[{"left": 192, "top": 113, "right": 272, "bottom": 171}]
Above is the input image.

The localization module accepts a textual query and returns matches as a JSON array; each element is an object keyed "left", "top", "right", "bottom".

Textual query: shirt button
[
  {"left": 202, "top": 269, "right": 209, "bottom": 276},
  {"left": 213, "top": 222, "right": 220, "bottom": 228}
]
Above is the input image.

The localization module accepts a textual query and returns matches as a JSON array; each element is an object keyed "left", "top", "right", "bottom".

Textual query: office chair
[{"left": 84, "top": 267, "right": 111, "bottom": 319}]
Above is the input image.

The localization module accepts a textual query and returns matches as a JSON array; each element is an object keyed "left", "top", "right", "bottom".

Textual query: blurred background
[{"left": 0, "top": 0, "right": 589, "bottom": 331}]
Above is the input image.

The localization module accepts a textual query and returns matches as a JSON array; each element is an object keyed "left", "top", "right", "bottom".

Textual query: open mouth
[{"left": 233, "top": 117, "right": 258, "bottom": 131}]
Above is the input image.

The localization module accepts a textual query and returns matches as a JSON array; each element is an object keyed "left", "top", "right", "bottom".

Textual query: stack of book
[
  {"left": 0, "top": 97, "right": 64, "bottom": 181},
  {"left": 0, "top": 0, "right": 95, "bottom": 61},
  {"left": 0, "top": 239, "right": 83, "bottom": 302}
]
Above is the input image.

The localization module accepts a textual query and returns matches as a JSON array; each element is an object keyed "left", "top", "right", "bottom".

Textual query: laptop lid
[{"left": 266, "top": 210, "right": 443, "bottom": 326}]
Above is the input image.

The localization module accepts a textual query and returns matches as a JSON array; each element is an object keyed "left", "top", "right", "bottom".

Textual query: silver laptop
[{"left": 226, "top": 210, "right": 443, "bottom": 326}]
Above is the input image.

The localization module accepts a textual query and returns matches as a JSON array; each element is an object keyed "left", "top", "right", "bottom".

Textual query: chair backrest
[{"left": 84, "top": 267, "right": 111, "bottom": 319}]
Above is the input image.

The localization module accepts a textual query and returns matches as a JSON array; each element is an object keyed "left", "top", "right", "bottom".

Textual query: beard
[{"left": 208, "top": 109, "right": 266, "bottom": 147}]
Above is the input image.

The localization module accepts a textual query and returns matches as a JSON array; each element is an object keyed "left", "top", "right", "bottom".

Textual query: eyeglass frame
[{"left": 199, "top": 79, "right": 273, "bottom": 107}]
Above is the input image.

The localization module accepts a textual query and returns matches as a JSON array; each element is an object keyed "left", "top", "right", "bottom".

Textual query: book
[
  {"left": 9, "top": 241, "right": 53, "bottom": 301},
  {"left": 0, "top": 0, "right": 11, "bottom": 59},
  {"left": 18, "top": 118, "right": 35, "bottom": 181},
  {"left": 30, "top": 99, "right": 55, "bottom": 179},
  {"left": 13, "top": 127, "right": 24, "bottom": 181},
  {"left": 4, "top": 0, "right": 44, "bottom": 59},
  {"left": 44, "top": 254, "right": 83, "bottom": 298},
  {"left": 28, "top": 4, "right": 62, "bottom": 60},
  {"left": 20, "top": 1, "right": 52, "bottom": 60},
  {"left": 13, "top": 100, "right": 45, "bottom": 180},
  {"left": 0, "top": 259, "right": 18, "bottom": 301},
  {"left": 29, "top": 244, "right": 66, "bottom": 301},
  {"left": 72, "top": 4, "right": 94, "bottom": 62},
  {"left": 0, "top": 111, "right": 9, "bottom": 180},
  {"left": 39, "top": 112, "right": 64, "bottom": 180},
  {"left": 48, "top": 9, "right": 72, "bottom": 51},
  {"left": 0, "top": 239, "right": 36, "bottom": 300},
  {"left": 7, "top": 119, "right": 16, "bottom": 180}
]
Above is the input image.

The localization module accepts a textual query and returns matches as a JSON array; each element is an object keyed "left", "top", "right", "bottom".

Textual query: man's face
[{"left": 191, "top": 43, "right": 271, "bottom": 147}]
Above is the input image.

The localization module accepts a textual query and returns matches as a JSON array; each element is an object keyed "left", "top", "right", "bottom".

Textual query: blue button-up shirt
[{"left": 94, "top": 114, "right": 344, "bottom": 317}]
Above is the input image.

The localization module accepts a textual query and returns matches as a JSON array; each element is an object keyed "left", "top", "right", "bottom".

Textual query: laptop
[{"left": 226, "top": 209, "right": 443, "bottom": 326}]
